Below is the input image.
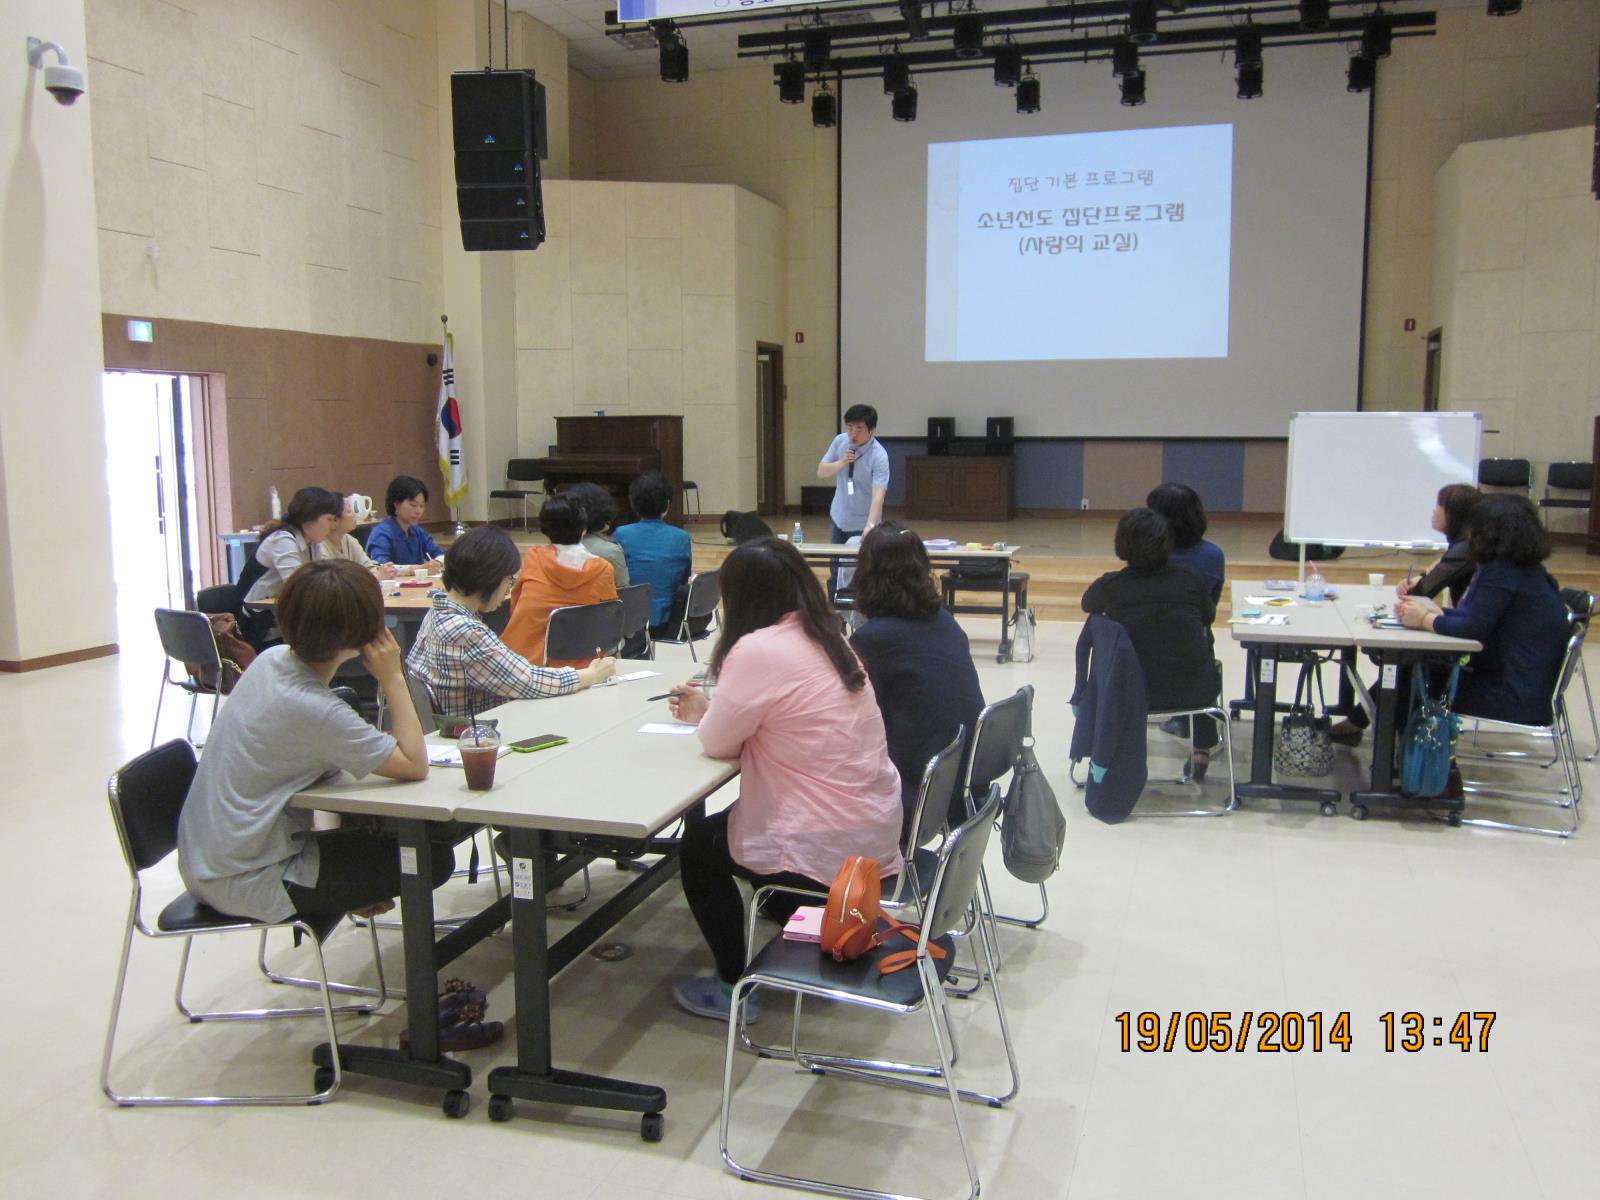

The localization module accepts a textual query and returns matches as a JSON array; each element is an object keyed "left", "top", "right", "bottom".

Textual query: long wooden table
[
  {"left": 1229, "top": 581, "right": 1479, "bottom": 819},
  {"left": 292, "top": 668, "right": 737, "bottom": 1130}
]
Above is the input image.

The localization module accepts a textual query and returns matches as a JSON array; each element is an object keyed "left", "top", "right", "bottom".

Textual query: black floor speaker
[{"left": 451, "top": 69, "right": 547, "bottom": 252}]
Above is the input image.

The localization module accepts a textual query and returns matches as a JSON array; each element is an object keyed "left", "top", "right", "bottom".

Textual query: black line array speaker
[
  {"left": 451, "top": 69, "right": 547, "bottom": 252},
  {"left": 985, "top": 416, "right": 1014, "bottom": 457},
  {"left": 928, "top": 416, "right": 955, "bottom": 456}
]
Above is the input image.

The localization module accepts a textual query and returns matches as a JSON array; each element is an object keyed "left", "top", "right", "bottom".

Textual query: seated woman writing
[
  {"left": 406, "top": 525, "right": 616, "bottom": 715},
  {"left": 502, "top": 493, "right": 620, "bottom": 667},
  {"left": 1397, "top": 493, "right": 1572, "bottom": 725},
  {"left": 666, "top": 537, "right": 904, "bottom": 1021},
  {"left": 323, "top": 493, "right": 398, "bottom": 580},
  {"left": 241, "top": 486, "right": 343, "bottom": 604},
  {"left": 850, "top": 522, "right": 985, "bottom": 837},
  {"left": 1082, "top": 507, "right": 1222, "bottom": 779},
  {"left": 1398, "top": 482, "right": 1481, "bottom": 605},
  {"left": 179, "top": 559, "right": 454, "bottom": 923},
  {"left": 365, "top": 474, "right": 444, "bottom": 569}
]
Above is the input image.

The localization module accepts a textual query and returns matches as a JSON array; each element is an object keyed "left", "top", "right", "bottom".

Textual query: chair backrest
[
  {"left": 545, "top": 599, "right": 626, "bottom": 662},
  {"left": 965, "top": 685, "right": 1031, "bottom": 800},
  {"left": 234, "top": 540, "right": 267, "bottom": 602},
  {"left": 154, "top": 608, "right": 222, "bottom": 670},
  {"left": 194, "top": 585, "right": 237, "bottom": 615},
  {"left": 483, "top": 601, "right": 511, "bottom": 636},
  {"left": 330, "top": 686, "right": 363, "bottom": 715},
  {"left": 1560, "top": 587, "right": 1595, "bottom": 623},
  {"left": 108, "top": 739, "right": 199, "bottom": 874},
  {"left": 1477, "top": 457, "right": 1531, "bottom": 489},
  {"left": 923, "top": 785, "right": 1003, "bottom": 941},
  {"left": 1552, "top": 621, "right": 1588, "bottom": 718},
  {"left": 906, "top": 726, "right": 967, "bottom": 852},
  {"left": 1546, "top": 461, "right": 1593, "bottom": 492},
  {"left": 406, "top": 672, "right": 439, "bottom": 734},
  {"left": 507, "top": 458, "right": 545, "bottom": 484},
  {"left": 684, "top": 570, "right": 721, "bottom": 620},
  {"left": 617, "top": 584, "right": 654, "bottom": 639}
]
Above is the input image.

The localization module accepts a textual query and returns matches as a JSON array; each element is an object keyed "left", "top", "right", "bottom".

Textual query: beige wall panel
[
  {"left": 570, "top": 182, "right": 627, "bottom": 294},
  {"left": 514, "top": 237, "right": 574, "bottom": 351},
  {"left": 86, "top": 60, "right": 150, "bottom": 236},
  {"left": 1241, "top": 443, "right": 1288, "bottom": 513},
  {"left": 149, "top": 159, "right": 211, "bottom": 313},
  {"left": 1521, "top": 197, "right": 1598, "bottom": 334},
  {"left": 516, "top": 348, "right": 574, "bottom": 456},
  {"left": 629, "top": 349, "right": 686, "bottom": 414},
  {"left": 257, "top": 185, "right": 310, "bottom": 332},
  {"left": 253, "top": 40, "right": 304, "bottom": 194},
  {"left": 626, "top": 237, "right": 683, "bottom": 350},
  {"left": 143, "top": 0, "right": 205, "bottom": 169},
  {"left": 626, "top": 183, "right": 685, "bottom": 240},
  {"left": 683, "top": 294, "right": 737, "bottom": 404},
  {"left": 1449, "top": 269, "right": 1525, "bottom": 401},
  {"left": 543, "top": 180, "right": 571, "bottom": 241},
  {"left": 202, "top": 97, "right": 261, "bottom": 255},
  {"left": 342, "top": 74, "right": 387, "bottom": 213},
  {"left": 303, "top": 127, "right": 349, "bottom": 268},
  {"left": 1082, "top": 442, "right": 1162, "bottom": 511}
]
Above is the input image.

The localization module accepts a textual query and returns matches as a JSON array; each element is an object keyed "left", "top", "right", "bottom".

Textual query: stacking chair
[
  {"left": 617, "top": 582, "right": 655, "bottom": 659},
  {"left": 964, "top": 686, "right": 1045, "bottom": 931},
  {"left": 151, "top": 608, "right": 226, "bottom": 747},
  {"left": 102, "top": 740, "right": 375, "bottom": 1106},
  {"left": 654, "top": 570, "right": 721, "bottom": 661},
  {"left": 1457, "top": 623, "right": 1587, "bottom": 838},
  {"left": 1477, "top": 457, "right": 1532, "bottom": 497},
  {"left": 681, "top": 479, "right": 701, "bottom": 518},
  {"left": 1538, "top": 461, "right": 1593, "bottom": 527},
  {"left": 720, "top": 788, "right": 1019, "bottom": 1200},
  {"left": 544, "top": 599, "right": 625, "bottom": 662},
  {"left": 1560, "top": 589, "right": 1598, "bottom": 762},
  {"left": 489, "top": 459, "right": 544, "bottom": 530},
  {"left": 1139, "top": 696, "right": 1238, "bottom": 817}
]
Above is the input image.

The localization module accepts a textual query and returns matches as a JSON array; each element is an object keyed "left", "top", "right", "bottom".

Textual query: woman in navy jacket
[{"left": 1397, "top": 493, "right": 1571, "bottom": 725}]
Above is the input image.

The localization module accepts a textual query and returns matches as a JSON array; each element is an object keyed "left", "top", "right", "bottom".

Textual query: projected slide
[{"left": 926, "top": 123, "right": 1234, "bottom": 362}]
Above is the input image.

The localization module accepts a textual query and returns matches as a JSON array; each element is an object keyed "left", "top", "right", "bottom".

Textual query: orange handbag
[{"left": 820, "top": 854, "right": 945, "bottom": 976}]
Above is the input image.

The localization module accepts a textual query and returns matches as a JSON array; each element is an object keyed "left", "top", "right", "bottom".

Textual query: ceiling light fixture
[
  {"left": 1016, "top": 66, "right": 1040, "bottom": 114},
  {"left": 778, "top": 59, "right": 806, "bottom": 103},
  {"left": 892, "top": 82, "right": 918, "bottom": 122},
  {"left": 993, "top": 41, "right": 1023, "bottom": 87},
  {"left": 1128, "top": 0, "right": 1159, "bottom": 46},
  {"left": 1120, "top": 67, "right": 1147, "bottom": 106}
]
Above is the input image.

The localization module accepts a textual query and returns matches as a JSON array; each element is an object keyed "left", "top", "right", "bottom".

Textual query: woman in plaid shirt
[{"left": 406, "top": 526, "right": 616, "bottom": 715}]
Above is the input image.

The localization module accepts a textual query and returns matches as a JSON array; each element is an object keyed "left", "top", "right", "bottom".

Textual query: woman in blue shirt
[
  {"left": 365, "top": 474, "right": 444, "bottom": 568},
  {"left": 1147, "top": 482, "right": 1224, "bottom": 603}
]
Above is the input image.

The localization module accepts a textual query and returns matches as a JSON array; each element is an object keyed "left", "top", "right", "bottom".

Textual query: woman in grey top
[
  {"left": 241, "top": 486, "right": 343, "bottom": 604},
  {"left": 567, "top": 481, "right": 630, "bottom": 587}
]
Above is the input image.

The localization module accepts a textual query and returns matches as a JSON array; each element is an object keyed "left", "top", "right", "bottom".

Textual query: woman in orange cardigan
[{"left": 502, "top": 493, "right": 619, "bottom": 666}]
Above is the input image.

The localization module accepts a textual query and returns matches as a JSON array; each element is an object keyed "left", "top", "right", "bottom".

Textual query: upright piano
[{"left": 532, "top": 415, "right": 686, "bottom": 526}]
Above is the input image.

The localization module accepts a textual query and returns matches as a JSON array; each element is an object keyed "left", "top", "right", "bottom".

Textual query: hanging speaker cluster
[{"left": 450, "top": 70, "right": 547, "bottom": 252}]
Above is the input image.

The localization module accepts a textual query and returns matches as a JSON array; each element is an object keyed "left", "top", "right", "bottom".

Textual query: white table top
[
  {"left": 293, "top": 664, "right": 738, "bottom": 838},
  {"left": 1228, "top": 581, "right": 1481, "bottom": 653},
  {"left": 795, "top": 542, "right": 1015, "bottom": 559},
  {"left": 1331, "top": 584, "right": 1481, "bottom": 653}
]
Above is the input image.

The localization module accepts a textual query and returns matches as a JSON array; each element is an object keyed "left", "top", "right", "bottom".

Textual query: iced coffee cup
[{"left": 460, "top": 726, "right": 501, "bottom": 791}]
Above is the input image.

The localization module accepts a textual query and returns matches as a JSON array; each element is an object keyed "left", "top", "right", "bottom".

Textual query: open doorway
[
  {"left": 102, "top": 372, "right": 207, "bottom": 645},
  {"left": 756, "top": 344, "right": 785, "bottom": 517}
]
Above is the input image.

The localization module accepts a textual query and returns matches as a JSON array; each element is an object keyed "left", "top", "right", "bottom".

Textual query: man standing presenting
[{"left": 817, "top": 404, "right": 890, "bottom": 543}]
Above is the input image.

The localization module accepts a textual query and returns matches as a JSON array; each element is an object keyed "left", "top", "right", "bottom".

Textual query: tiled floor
[{"left": 5, "top": 616, "right": 1598, "bottom": 1199}]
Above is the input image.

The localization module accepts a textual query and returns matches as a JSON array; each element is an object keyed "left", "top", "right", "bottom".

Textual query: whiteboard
[{"left": 1285, "top": 412, "right": 1482, "bottom": 548}]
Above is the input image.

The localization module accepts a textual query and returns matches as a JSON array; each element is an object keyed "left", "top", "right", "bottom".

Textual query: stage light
[
  {"left": 1234, "top": 29, "right": 1261, "bottom": 71},
  {"left": 1120, "top": 67, "right": 1146, "bottom": 106},
  {"left": 657, "top": 26, "right": 687, "bottom": 83},
  {"left": 803, "top": 28, "right": 831, "bottom": 70},
  {"left": 1112, "top": 38, "right": 1139, "bottom": 79},
  {"left": 1236, "top": 62, "right": 1263, "bottom": 100},
  {"left": 1486, "top": 0, "right": 1521, "bottom": 14},
  {"left": 883, "top": 54, "right": 910, "bottom": 95},
  {"left": 892, "top": 82, "right": 917, "bottom": 122},
  {"left": 1361, "top": 13, "right": 1392, "bottom": 60},
  {"left": 778, "top": 59, "right": 806, "bottom": 103},
  {"left": 953, "top": 13, "right": 984, "bottom": 59},
  {"left": 811, "top": 81, "right": 836, "bottom": 128},
  {"left": 993, "top": 42, "right": 1022, "bottom": 87},
  {"left": 1128, "top": 0, "right": 1158, "bottom": 46},
  {"left": 1298, "top": 0, "right": 1331, "bottom": 30},
  {"left": 1016, "top": 67, "right": 1040, "bottom": 114},
  {"left": 899, "top": 0, "right": 929, "bottom": 41},
  {"left": 1346, "top": 55, "right": 1375, "bottom": 93}
]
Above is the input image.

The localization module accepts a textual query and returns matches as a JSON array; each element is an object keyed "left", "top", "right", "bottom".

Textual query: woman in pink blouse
[{"left": 666, "top": 537, "right": 903, "bottom": 1021}]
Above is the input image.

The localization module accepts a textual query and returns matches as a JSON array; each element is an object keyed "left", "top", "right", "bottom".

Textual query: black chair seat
[
  {"left": 1539, "top": 497, "right": 1588, "bottom": 509},
  {"left": 746, "top": 927, "right": 957, "bottom": 1007},
  {"left": 157, "top": 893, "right": 343, "bottom": 943},
  {"left": 490, "top": 488, "right": 537, "bottom": 500},
  {"left": 941, "top": 569, "right": 1029, "bottom": 592}
]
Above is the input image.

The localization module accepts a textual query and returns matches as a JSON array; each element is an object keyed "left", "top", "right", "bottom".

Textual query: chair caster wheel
[
  {"left": 488, "top": 1093, "right": 514, "bottom": 1122},
  {"left": 313, "top": 1066, "right": 336, "bottom": 1093},
  {"left": 641, "top": 1111, "right": 664, "bottom": 1142},
  {"left": 1320, "top": 801, "right": 1338, "bottom": 817},
  {"left": 1445, "top": 811, "right": 1462, "bottom": 827},
  {"left": 443, "top": 1089, "right": 470, "bottom": 1119},
  {"left": 1350, "top": 804, "right": 1369, "bottom": 821}
]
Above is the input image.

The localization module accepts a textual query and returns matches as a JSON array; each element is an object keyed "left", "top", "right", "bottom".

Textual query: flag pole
[{"left": 441, "top": 313, "right": 467, "bottom": 538}]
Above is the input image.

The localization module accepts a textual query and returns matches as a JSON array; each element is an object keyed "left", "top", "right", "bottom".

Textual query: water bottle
[
  {"left": 1305, "top": 561, "right": 1326, "bottom": 602},
  {"left": 269, "top": 484, "right": 281, "bottom": 520},
  {"left": 791, "top": 522, "right": 804, "bottom": 545}
]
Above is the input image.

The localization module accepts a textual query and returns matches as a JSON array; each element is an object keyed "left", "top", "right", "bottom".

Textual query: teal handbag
[{"left": 1399, "top": 663, "right": 1460, "bottom": 798}]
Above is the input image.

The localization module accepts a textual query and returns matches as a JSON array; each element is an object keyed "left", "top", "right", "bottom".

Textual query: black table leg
[
  {"left": 312, "top": 819, "right": 473, "bottom": 1116},
  {"left": 1234, "top": 644, "right": 1343, "bottom": 816},
  {"left": 997, "top": 560, "right": 1013, "bottom": 663},
  {"left": 486, "top": 827, "right": 667, "bottom": 1139},
  {"left": 1350, "top": 651, "right": 1463, "bottom": 822}
]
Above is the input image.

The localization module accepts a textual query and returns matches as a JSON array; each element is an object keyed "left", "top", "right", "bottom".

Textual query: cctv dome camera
[{"left": 44, "top": 63, "right": 85, "bottom": 105}]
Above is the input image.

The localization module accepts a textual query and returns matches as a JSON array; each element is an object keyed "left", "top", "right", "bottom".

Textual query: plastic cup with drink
[{"left": 459, "top": 725, "right": 501, "bottom": 791}]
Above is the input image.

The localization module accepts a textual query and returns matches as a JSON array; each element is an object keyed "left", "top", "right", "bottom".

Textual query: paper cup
[
  {"left": 1368, "top": 573, "right": 1385, "bottom": 587},
  {"left": 413, "top": 567, "right": 428, "bottom": 581}
]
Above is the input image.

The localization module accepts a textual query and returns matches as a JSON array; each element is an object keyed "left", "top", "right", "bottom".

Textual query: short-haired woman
[
  {"left": 850, "top": 522, "right": 985, "bottom": 836},
  {"left": 242, "top": 486, "right": 344, "bottom": 604},
  {"left": 1082, "top": 507, "right": 1222, "bottom": 778},
  {"left": 1398, "top": 482, "right": 1481, "bottom": 605},
  {"left": 178, "top": 559, "right": 455, "bottom": 924},
  {"left": 615, "top": 471, "right": 692, "bottom": 633},
  {"left": 407, "top": 525, "right": 616, "bottom": 714},
  {"left": 1147, "top": 482, "right": 1225, "bottom": 603},
  {"left": 665, "top": 537, "right": 903, "bottom": 1021},
  {"left": 323, "top": 493, "right": 398, "bottom": 580},
  {"left": 1397, "top": 493, "right": 1572, "bottom": 724},
  {"left": 566, "top": 481, "right": 630, "bottom": 587},
  {"left": 501, "top": 493, "right": 620, "bottom": 666},
  {"left": 365, "top": 474, "right": 443, "bottom": 568}
]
